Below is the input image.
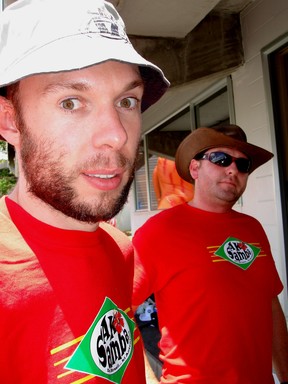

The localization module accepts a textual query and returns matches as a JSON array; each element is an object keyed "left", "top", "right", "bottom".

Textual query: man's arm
[{"left": 272, "top": 296, "right": 288, "bottom": 382}]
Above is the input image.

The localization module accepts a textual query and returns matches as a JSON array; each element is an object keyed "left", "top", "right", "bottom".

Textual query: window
[
  {"left": 193, "top": 87, "right": 230, "bottom": 128},
  {"left": 134, "top": 108, "right": 192, "bottom": 211},
  {"left": 134, "top": 140, "right": 148, "bottom": 210},
  {"left": 134, "top": 79, "right": 233, "bottom": 211},
  {"left": 146, "top": 108, "right": 192, "bottom": 211}
]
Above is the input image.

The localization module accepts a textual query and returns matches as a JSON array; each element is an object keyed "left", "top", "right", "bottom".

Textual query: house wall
[{"left": 232, "top": 0, "right": 288, "bottom": 313}]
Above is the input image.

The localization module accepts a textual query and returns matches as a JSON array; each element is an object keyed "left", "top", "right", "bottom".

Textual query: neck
[
  {"left": 8, "top": 186, "right": 99, "bottom": 232},
  {"left": 188, "top": 195, "right": 234, "bottom": 214}
]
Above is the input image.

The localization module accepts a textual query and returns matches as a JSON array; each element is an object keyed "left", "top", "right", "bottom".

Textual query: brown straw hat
[{"left": 175, "top": 124, "right": 274, "bottom": 183}]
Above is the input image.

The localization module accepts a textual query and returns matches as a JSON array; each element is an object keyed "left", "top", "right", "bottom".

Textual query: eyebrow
[
  {"left": 126, "top": 79, "right": 145, "bottom": 92},
  {"left": 41, "top": 82, "right": 89, "bottom": 96},
  {"left": 42, "top": 78, "right": 145, "bottom": 96}
]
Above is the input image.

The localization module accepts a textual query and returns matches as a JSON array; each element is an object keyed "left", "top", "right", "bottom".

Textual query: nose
[
  {"left": 226, "top": 161, "right": 239, "bottom": 175},
  {"left": 91, "top": 106, "right": 128, "bottom": 150}
]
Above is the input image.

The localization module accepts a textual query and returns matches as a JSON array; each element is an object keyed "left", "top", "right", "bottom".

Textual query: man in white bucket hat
[{"left": 0, "top": 0, "right": 169, "bottom": 382}]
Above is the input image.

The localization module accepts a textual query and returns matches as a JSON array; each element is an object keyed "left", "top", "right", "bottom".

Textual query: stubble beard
[
  {"left": 17, "top": 114, "right": 137, "bottom": 224},
  {"left": 216, "top": 179, "right": 246, "bottom": 206}
]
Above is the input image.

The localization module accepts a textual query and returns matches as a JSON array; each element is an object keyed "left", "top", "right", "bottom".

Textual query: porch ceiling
[
  {"left": 107, "top": 0, "right": 253, "bottom": 131},
  {"left": 109, "top": 0, "right": 252, "bottom": 38}
]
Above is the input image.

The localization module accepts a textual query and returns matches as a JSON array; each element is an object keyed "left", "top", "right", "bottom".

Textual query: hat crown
[
  {"left": 212, "top": 124, "right": 247, "bottom": 143},
  {"left": 175, "top": 124, "right": 274, "bottom": 183},
  {"left": 0, "top": 0, "right": 169, "bottom": 113},
  {"left": 0, "top": 0, "right": 129, "bottom": 72}
]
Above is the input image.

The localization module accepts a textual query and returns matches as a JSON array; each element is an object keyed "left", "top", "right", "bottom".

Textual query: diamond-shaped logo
[
  {"left": 65, "top": 297, "right": 135, "bottom": 383},
  {"left": 214, "top": 237, "right": 260, "bottom": 270}
]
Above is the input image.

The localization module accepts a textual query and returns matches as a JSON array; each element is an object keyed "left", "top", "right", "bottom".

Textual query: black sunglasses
[{"left": 199, "top": 151, "right": 251, "bottom": 173}]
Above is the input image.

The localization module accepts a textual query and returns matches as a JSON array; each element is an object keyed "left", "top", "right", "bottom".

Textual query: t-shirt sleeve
[
  {"left": 251, "top": 216, "right": 283, "bottom": 297},
  {"left": 132, "top": 225, "right": 157, "bottom": 308}
]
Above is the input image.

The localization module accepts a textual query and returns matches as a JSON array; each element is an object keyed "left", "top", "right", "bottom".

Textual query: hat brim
[
  {"left": 175, "top": 128, "right": 274, "bottom": 182},
  {"left": 0, "top": 33, "right": 169, "bottom": 113},
  {"left": 0, "top": 35, "right": 169, "bottom": 142}
]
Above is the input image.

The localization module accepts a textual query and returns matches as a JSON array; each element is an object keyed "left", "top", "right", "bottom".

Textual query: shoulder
[
  {"left": 232, "top": 210, "right": 264, "bottom": 227},
  {"left": 0, "top": 196, "right": 9, "bottom": 222},
  {"left": 229, "top": 210, "right": 269, "bottom": 242},
  {"left": 99, "top": 221, "right": 133, "bottom": 255},
  {"left": 133, "top": 203, "right": 188, "bottom": 239},
  {"left": 147, "top": 203, "right": 187, "bottom": 223}
]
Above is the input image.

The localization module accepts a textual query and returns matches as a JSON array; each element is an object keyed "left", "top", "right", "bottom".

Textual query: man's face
[
  {"left": 14, "top": 61, "right": 144, "bottom": 223},
  {"left": 190, "top": 146, "right": 249, "bottom": 210}
]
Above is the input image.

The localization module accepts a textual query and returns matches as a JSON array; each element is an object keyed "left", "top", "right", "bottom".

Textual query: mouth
[
  {"left": 85, "top": 173, "right": 117, "bottom": 179},
  {"left": 220, "top": 178, "right": 237, "bottom": 188},
  {"left": 82, "top": 170, "right": 124, "bottom": 191}
]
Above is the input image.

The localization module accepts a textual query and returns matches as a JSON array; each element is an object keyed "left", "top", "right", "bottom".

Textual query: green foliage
[
  {"left": 0, "top": 168, "right": 17, "bottom": 197},
  {"left": 0, "top": 141, "right": 6, "bottom": 151}
]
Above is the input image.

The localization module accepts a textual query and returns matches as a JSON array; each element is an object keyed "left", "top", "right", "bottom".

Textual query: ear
[
  {"left": 0, "top": 96, "right": 20, "bottom": 146},
  {"left": 189, "top": 159, "right": 199, "bottom": 181}
]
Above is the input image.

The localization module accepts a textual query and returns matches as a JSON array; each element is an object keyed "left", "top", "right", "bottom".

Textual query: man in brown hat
[{"left": 132, "top": 124, "right": 288, "bottom": 383}]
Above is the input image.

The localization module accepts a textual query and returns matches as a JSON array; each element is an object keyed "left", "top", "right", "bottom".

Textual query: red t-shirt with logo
[
  {"left": 133, "top": 203, "right": 283, "bottom": 384},
  {"left": 0, "top": 197, "right": 145, "bottom": 383}
]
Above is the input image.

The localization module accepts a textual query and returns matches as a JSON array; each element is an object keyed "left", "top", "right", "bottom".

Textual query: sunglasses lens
[
  {"left": 209, "top": 152, "right": 231, "bottom": 167},
  {"left": 235, "top": 158, "right": 250, "bottom": 173},
  {"left": 207, "top": 152, "right": 250, "bottom": 173}
]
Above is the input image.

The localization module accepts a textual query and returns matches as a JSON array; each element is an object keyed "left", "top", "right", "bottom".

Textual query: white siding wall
[{"left": 232, "top": 0, "right": 288, "bottom": 313}]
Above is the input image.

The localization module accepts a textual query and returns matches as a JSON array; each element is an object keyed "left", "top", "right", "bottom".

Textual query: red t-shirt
[
  {"left": 133, "top": 203, "right": 283, "bottom": 384},
  {"left": 0, "top": 197, "right": 145, "bottom": 383}
]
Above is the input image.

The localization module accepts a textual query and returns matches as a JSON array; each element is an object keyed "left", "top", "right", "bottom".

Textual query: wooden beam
[{"left": 130, "top": 12, "right": 244, "bottom": 87}]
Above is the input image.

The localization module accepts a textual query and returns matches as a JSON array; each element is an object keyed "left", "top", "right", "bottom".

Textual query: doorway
[{"left": 267, "top": 40, "right": 288, "bottom": 283}]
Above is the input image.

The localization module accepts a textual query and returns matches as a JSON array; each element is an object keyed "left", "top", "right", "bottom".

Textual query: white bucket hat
[{"left": 0, "top": 0, "right": 169, "bottom": 112}]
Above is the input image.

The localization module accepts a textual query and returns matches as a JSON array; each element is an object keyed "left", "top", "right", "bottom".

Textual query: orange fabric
[{"left": 153, "top": 157, "right": 194, "bottom": 209}]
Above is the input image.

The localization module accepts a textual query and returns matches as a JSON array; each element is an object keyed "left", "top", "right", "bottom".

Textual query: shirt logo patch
[
  {"left": 214, "top": 237, "right": 261, "bottom": 270},
  {"left": 65, "top": 297, "right": 135, "bottom": 383}
]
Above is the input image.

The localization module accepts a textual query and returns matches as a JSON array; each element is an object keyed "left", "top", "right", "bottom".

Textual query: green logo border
[{"left": 65, "top": 297, "right": 135, "bottom": 383}]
